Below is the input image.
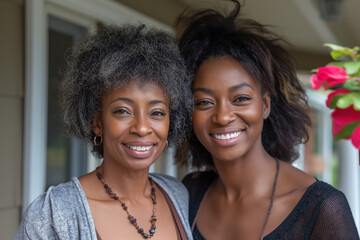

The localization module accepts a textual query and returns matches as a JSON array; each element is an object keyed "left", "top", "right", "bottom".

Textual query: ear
[
  {"left": 92, "top": 113, "right": 103, "bottom": 135},
  {"left": 263, "top": 92, "right": 271, "bottom": 120}
]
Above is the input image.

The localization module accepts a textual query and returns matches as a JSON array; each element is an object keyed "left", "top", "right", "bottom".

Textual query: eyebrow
[
  {"left": 229, "top": 83, "right": 254, "bottom": 92},
  {"left": 193, "top": 83, "right": 254, "bottom": 95},
  {"left": 110, "top": 98, "right": 167, "bottom": 105},
  {"left": 149, "top": 100, "right": 167, "bottom": 106},
  {"left": 193, "top": 87, "right": 214, "bottom": 94},
  {"left": 111, "top": 97, "right": 134, "bottom": 104}
]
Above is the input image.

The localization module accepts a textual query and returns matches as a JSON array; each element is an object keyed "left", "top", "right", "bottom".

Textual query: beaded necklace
[{"left": 96, "top": 168, "right": 157, "bottom": 239}]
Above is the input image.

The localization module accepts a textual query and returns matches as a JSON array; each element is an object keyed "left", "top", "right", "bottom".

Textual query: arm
[{"left": 310, "top": 192, "right": 359, "bottom": 240}]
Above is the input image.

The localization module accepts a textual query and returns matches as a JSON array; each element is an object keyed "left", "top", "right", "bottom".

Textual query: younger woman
[{"left": 176, "top": 2, "right": 359, "bottom": 239}]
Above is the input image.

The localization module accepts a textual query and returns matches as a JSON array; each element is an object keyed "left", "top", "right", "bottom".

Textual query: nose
[
  {"left": 212, "top": 101, "right": 236, "bottom": 126},
  {"left": 130, "top": 114, "right": 152, "bottom": 136}
]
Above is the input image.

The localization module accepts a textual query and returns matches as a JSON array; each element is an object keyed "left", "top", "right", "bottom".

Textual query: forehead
[
  {"left": 194, "top": 56, "right": 259, "bottom": 92},
  {"left": 103, "top": 79, "right": 169, "bottom": 103}
]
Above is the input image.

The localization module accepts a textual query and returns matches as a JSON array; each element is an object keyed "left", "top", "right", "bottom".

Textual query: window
[{"left": 46, "top": 16, "right": 89, "bottom": 188}]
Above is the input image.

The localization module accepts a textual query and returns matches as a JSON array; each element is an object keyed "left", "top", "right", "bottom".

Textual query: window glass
[{"left": 46, "top": 16, "right": 88, "bottom": 188}]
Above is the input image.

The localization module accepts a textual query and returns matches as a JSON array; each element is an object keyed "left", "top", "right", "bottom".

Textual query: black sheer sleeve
[{"left": 310, "top": 191, "right": 359, "bottom": 240}]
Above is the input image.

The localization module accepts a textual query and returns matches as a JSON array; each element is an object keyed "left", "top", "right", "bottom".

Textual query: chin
[{"left": 128, "top": 156, "right": 159, "bottom": 170}]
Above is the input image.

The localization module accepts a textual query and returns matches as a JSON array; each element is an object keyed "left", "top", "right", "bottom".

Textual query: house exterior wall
[{"left": 0, "top": 0, "right": 24, "bottom": 238}]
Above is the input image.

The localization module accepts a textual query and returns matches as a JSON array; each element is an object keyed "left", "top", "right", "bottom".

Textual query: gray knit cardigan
[{"left": 14, "top": 173, "right": 193, "bottom": 240}]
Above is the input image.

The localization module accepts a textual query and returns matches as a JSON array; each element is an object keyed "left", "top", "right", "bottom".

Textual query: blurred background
[{"left": 1, "top": 0, "right": 359, "bottom": 238}]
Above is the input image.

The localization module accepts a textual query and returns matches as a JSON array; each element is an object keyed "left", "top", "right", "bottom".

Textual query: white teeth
[
  {"left": 213, "top": 131, "right": 241, "bottom": 140},
  {"left": 127, "top": 145, "right": 153, "bottom": 151}
]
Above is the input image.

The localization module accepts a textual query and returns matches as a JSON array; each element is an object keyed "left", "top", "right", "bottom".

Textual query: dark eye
[
  {"left": 114, "top": 108, "right": 130, "bottom": 115},
  {"left": 152, "top": 110, "right": 166, "bottom": 117},
  {"left": 195, "top": 100, "right": 213, "bottom": 106},
  {"left": 234, "top": 96, "right": 251, "bottom": 103}
]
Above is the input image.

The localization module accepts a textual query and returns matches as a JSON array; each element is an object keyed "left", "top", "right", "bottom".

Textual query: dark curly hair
[
  {"left": 60, "top": 24, "right": 192, "bottom": 158},
  {"left": 175, "top": 1, "right": 311, "bottom": 169}
]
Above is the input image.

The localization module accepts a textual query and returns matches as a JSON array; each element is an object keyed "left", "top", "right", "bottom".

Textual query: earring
[
  {"left": 94, "top": 135, "right": 103, "bottom": 146},
  {"left": 165, "top": 140, "right": 169, "bottom": 148}
]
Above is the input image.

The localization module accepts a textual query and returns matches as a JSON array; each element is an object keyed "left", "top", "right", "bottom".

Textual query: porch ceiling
[{"left": 114, "top": 0, "right": 360, "bottom": 68}]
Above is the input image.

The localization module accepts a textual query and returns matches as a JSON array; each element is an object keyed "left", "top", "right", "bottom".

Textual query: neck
[
  {"left": 213, "top": 147, "right": 277, "bottom": 202},
  {"left": 98, "top": 159, "right": 152, "bottom": 200}
]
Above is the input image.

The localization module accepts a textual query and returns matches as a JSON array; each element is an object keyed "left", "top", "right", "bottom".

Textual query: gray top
[{"left": 14, "top": 173, "right": 193, "bottom": 240}]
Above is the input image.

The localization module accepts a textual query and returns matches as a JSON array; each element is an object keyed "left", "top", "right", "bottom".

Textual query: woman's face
[
  {"left": 192, "top": 55, "right": 270, "bottom": 162},
  {"left": 94, "top": 80, "right": 169, "bottom": 171}
]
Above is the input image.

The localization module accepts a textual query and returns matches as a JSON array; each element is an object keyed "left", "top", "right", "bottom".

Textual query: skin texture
[
  {"left": 79, "top": 81, "right": 177, "bottom": 240},
  {"left": 193, "top": 56, "right": 315, "bottom": 240}
]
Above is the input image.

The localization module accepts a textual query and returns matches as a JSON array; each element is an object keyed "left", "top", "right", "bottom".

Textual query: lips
[{"left": 122, "top": 141, "right": 156, "bottom": 159}]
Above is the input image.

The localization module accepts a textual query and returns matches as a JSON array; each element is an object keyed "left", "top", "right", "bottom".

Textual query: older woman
[
  {"left": 15, "top": 25, "right": 193, "bottom": 240},
  {"left": 176, "top": 1, "right": 359, "bottom": 240}
]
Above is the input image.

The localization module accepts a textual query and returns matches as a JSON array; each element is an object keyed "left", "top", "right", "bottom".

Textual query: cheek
[
  {"left": 153, "top": 118, "right": 170, "bottom": 139},
  {"left": 236, "top": 105, "right": 264, "bottom": 128},
  {"left": 192, "top": 111, "right": 209, "bottom": 139}
]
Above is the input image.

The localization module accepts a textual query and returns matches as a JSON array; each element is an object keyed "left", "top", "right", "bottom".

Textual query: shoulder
[
  {"left": 308, "top": 181, "right": 345, "bottom": 199},
  {"left": 307, "top": 181, "right": 359, "bottom": 238},
  {"left": 150, "top": 173, "right": 188, "bottom": 198},
  {"left": 22, "top": 179, "right": 82, "bottom": 221},
  {"left": 300, "top": 180, "right": 355, "bottom": 221},
  {"left": 308, "top": 181, "right": 351, "bottom": 209},
  {"left": 15, "top": 178, "right": 90, "bottom": 239}
]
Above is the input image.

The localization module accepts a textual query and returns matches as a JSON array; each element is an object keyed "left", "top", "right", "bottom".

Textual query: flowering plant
[{"left": 310, "top": 44, "right": 360, "bottom": 149}]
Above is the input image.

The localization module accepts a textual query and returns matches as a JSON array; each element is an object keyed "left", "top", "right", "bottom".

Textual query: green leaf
[
  {"left": 336, "top": 94, "right": 353, "bottom": 109},
  {"left": 353, "top": 93, "right": 360, "bottom": 110},
  {"left": 326, "top": 62, "right": 345, "bottom": 68},
  {"left": 324, "top": 43, "right": 345, "bottom": 50},
  {"left": 343, "top": 79, "right": 360, "bottom": 91},
  {"left": 329, "top": 94, "right": 345, "bottom": 108},
  {"left": 335, "top": 120, "right": 360, "bottom": 140},
  {"left": 330, "top": 50, "right": 351, "bottom": 60},
  {"left": 344, "top": 61, "right": 360, "bottom": 75}
]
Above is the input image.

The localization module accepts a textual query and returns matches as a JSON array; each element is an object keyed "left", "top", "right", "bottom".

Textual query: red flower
[
  {"left": 331, "top": 106, "right": 360, "bottom": 148},
  {"left": 311, "top": 66, "right": 349, "bottom": 90},
  {"left": 351, "top": 126, "right": 360, "bottom": 148},
  {"left": 325, "top": 89, "right": 350, "bottom": 108}
]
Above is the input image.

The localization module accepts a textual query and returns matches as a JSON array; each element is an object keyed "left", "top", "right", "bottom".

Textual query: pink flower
[
  {"left": 326, "top": 89, "right": 350, "bottom": 108},
  {"left": 311, "top": 66, "right": 349, "bottom": 90},
  {"left": 310, "top": 74, "right": 324, "bottom": 90}
]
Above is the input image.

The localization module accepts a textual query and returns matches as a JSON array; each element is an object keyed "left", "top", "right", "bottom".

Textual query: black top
[{"left": 183, "top": 171, "right": 360, "bottom": 240}]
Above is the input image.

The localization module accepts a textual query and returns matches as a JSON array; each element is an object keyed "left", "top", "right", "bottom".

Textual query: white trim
[
  {"left": 337, "top": 140, "right": 360, "bottom": 229},
  {"left": 23, "top": 0, "right": 48, "bottom": 209},
  {"left": 46, "top": 4, "right": 95, "bottom": 31},
  {"left": 46, "top": 0, "right": 173, "bottom": 32},
  {"left": 306, "top": 89, "right": 333, "bottom": 183}
]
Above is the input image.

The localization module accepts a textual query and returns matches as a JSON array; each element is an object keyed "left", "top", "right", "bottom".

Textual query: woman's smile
[
  {"left": 122, "top": 141, "right": 157, "bottom": 159},
  {"left": 210, "top": 129, "right": 244, "bottom": 146},
  {"left": 94, "top": 80, "right": 170, "bottom": 170},
  {"left": 192, "top": 55, "right": 270, "bottom": 162}
]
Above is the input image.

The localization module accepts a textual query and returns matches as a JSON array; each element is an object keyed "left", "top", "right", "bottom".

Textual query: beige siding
[{"left": 0, "top": 0, "right": 24, "bottom": 238}]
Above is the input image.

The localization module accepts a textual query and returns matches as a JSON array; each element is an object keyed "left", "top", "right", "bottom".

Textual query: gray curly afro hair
[{"left": 60, "top": 24, "right": 192, "bottom": 158}]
